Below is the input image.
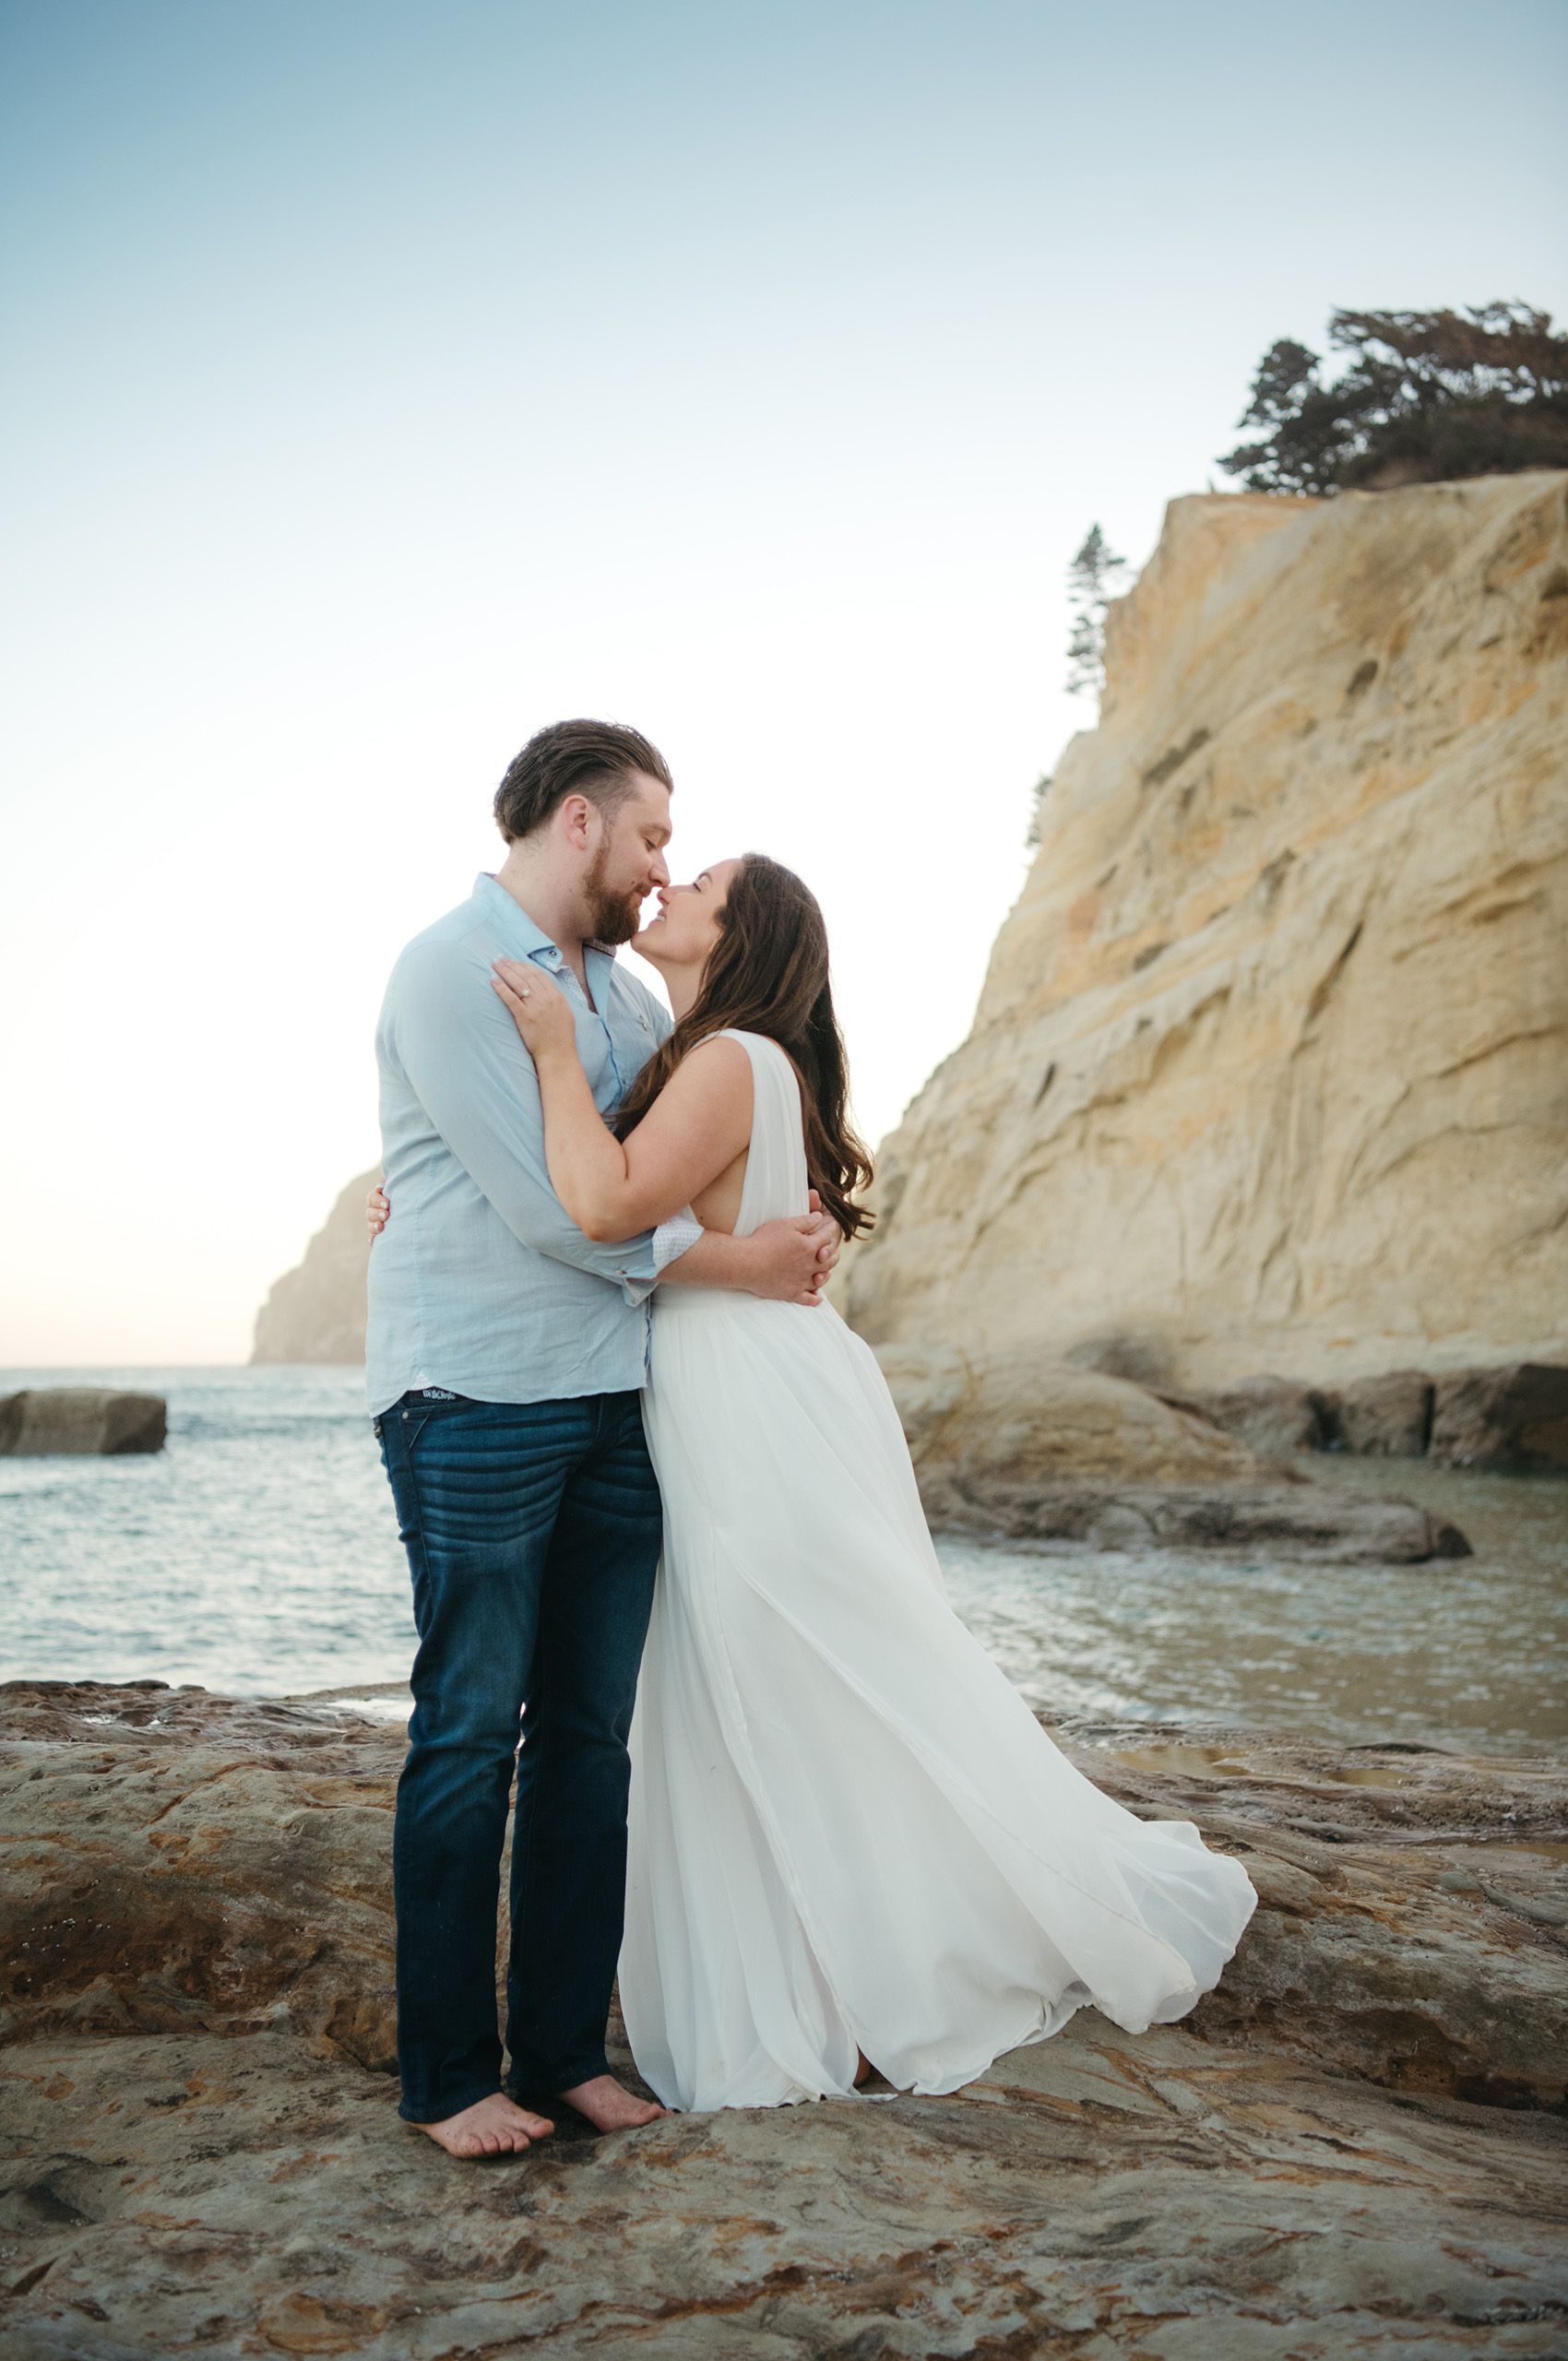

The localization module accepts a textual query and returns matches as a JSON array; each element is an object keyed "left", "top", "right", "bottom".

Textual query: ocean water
[{"left": 2, "top": 1365, "right": 1564, "bottom": 1754}]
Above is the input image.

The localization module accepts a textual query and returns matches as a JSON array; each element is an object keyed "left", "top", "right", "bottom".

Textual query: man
[{"left": 368, "top": 719, "right": 839, "bottom": 2159}]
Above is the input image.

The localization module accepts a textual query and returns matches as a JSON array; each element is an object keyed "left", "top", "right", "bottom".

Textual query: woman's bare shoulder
[
  {"left": 682, "top": 1029, "right": 754, "bottom": 1062},
  {"left": 666, "top": 1032, "right": 754, "bottom": 1096}
]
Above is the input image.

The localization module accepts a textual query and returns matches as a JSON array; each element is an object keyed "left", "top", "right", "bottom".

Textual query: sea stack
[{"left": 251, "top": 1169, "right": 379, "bottom": 1366}]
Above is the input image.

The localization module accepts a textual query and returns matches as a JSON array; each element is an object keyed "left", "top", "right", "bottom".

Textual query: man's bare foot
[
  {"left": 854, "top": 2049, "right": 874, "bottom": 2088},
  {"left": 414, "top": 2092, "right": 555, "bottom": 2159},
  {"left": 555, "top": 2071, "right": 671, "bottom": 2131}
]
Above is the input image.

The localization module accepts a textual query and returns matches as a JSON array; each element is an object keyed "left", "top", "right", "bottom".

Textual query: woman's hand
[
  {"left": 367, "top": 1181, "right": 389, "bottom": 1241},
  {"left": 491, "top": 957, "right": 578, "bottom": 1062}
]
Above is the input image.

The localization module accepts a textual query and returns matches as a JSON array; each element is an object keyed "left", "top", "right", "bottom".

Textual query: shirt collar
[
  {"left": 474, "top": 873, "right": 620, "bottom": 985},
  {"left": 473, "top": 872, "right": 568, "bottom": 967}
]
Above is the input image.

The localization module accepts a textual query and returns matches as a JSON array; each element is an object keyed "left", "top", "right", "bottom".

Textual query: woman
[{"left": 371, "top": 852, "right": 1256, "bottom": 2112}]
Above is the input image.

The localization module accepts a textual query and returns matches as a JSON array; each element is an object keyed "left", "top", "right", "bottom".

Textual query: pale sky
[{"left": 4, "top": 0, "right": 1565, "bottom": 1364}]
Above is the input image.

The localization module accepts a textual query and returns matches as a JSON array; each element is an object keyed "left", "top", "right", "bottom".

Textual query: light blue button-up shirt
[{"left": 365, "top": 873, "right": 673, "bottom": 1415}]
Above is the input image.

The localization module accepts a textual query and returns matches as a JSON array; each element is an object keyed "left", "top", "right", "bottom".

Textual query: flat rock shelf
[{"left": 1, "top": 1680, "right": 1564, "bottom": 2358}]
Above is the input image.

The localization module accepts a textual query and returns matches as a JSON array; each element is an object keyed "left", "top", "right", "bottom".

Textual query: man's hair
[{"left": 493, "top": 718, "right": 673, "bottom": 844}]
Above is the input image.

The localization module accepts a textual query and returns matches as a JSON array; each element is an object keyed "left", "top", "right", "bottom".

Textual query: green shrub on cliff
[
  {"left": 1221, "top": 303, "right": 1568, "bottom": 495},
  {"left": 1025, "top": 770, "right": 1053, "bottom": 849}
]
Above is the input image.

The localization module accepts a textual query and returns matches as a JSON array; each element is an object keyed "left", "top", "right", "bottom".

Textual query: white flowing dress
[{"left": 620, "top": 1029, "right": 1257, "bottom": 2112}]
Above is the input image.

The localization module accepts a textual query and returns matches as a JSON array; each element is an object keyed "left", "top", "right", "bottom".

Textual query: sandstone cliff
[
  {"left": 251, "top": 1169, "right": 377, "bottom": 1365},
  {"left": 843, "top": 472, "right": 1568, "bottom": 1388}
]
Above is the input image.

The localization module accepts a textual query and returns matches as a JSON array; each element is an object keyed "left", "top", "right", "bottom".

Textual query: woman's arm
[{"left": 491, "top": 958, "right": 753, "bottom": 1241}]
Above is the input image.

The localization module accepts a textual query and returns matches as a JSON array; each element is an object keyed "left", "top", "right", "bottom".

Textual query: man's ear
[{"left": 559, "top": 791, "right": 597, "bottom": 852}]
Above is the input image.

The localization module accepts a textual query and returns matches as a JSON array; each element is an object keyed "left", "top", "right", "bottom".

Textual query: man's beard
[{"left": 583, "top": 843, "right": 645, "bottom": 947}]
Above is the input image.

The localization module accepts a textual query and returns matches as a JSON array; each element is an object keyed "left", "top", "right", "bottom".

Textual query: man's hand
[
  {"left": 805, "top": 1188, "right": 842, "bottom": 1289},
  {"left": 744, "top": 1190, "right": 840, "bottom": 1306}
]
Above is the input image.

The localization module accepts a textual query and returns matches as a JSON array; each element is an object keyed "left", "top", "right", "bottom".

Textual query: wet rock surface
[
  {"left": 2, "top": 1682, "right": 1564, "bottom": 2355},
  {"left": 1163, "top": 1373, "right": 1330, "bottom": 1460},
  {"left": 0, "top": 1681, "right": 398, "bottom": 2068},
  {"left": 5, "top": 2018, "right": 1566, "bottom": 2361},
  {"left": 1431, "top": 1361, "right": 1568, "bottom": 1472},
  {"left": 1325, "top": 1369, "right": 1435, "bottom": 1458},
  {"left": 873, "top": 1346, "right": 1472, "bottom": 1559},
  {"left": 1156, "top": 1360, "right": 1568, "bottom": 1474},
  {"left": 934, "top": 1475, "right": 1472, "bottom": 1561}
]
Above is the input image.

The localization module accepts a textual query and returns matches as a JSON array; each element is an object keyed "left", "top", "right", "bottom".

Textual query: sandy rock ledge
[
  {"left": 1, "top": 1680, "right": 1564, "bottom": 2358},
  {"left": 874, "top": 1347, "right": 1472, "bottom": 1559}
]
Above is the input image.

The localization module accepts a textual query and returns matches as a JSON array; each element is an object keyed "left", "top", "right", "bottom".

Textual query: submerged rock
[
  {"left": 0, "top": 1682, "right": 1563, "bottom": 2356},
  {"left": 0, "top": 1388, "right": 166, "bottom": 1456},
  {"left": 944, "top": 1477, "right": 1470, "bottom": 1560},
  {"left": 874, "top": 1344, "right": 1470, "bottom": 1558}
]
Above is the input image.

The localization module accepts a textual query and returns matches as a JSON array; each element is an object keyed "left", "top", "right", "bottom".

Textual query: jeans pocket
[{"left": 400, "top": 1395, "right": 475, "bottom": 1460}]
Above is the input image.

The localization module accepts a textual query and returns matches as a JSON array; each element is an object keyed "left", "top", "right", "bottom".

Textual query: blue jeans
[{"left": 374, "top": 1388, "right": 663, "bottom": 2123}]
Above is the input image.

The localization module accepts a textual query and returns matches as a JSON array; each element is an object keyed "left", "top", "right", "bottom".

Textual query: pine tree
[
  {"left": 1221, "top": 304, "right": 1568, "bottom": 494},
  {"left": 1025, "top": 771, "right": 1053, "bottom": 850},
  {"left": 1065, "top": 525, "right": 1129, "bottom": 698}
]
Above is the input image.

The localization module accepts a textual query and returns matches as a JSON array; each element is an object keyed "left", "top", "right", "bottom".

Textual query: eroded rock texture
[
  {"left": 0, "top": 1683, "right": 398, "bottom": 2069},
  {"left": 844, "top": 473, "right": 1568, "bottom": 1393},
  {"left": 875, "top": 1345, "right": 1471, "bottom": 1557},
  {"left": 1430, "top": 1360, "right": 1568, "bottom": 1470},
  {"left": 1, "top": 1681, "right": 1564, "bottom": 2355}
]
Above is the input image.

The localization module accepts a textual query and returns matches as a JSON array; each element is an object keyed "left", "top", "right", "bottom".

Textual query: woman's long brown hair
[{"left": 614, "top": 853, "right": 874, "bottom": 1240}]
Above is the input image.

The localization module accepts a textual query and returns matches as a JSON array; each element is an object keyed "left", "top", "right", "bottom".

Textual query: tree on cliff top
[{"left": 1221, "top": 303, "right": 1568, "bottom": 494}]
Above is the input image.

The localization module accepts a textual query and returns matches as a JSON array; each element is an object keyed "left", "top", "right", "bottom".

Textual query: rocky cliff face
[
  {"left": 844, "top": 472, "right": 1568, "bottom": 1388},
  {"left": 251, "top": 1169, "right": 376, "bottom": 1365}
]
